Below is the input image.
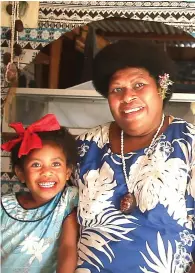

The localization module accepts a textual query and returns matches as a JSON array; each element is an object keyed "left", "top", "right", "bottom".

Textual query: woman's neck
[{"left": 109, "top": 115, "right": 172, "bottom": 154}]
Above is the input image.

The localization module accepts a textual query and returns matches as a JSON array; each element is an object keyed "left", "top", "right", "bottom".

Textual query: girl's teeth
[
  {"left": 38, "top": 182, "right": 56, "bottom": 188},
  {"left": 124, "top": 107, "right": 142, "bottom": 114}
]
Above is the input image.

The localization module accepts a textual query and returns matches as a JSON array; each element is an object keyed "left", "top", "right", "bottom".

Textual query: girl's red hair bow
[{"left": 1, "top": 114, "right": 60, "bottom": 158}]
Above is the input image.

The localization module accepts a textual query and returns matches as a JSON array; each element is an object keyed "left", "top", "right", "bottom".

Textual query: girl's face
[
  {"left": 15, "top": 141, "right": 71, "bottom": 206},
  {"left": 108, "top": 67, "right": 163, "bottom": 136}
]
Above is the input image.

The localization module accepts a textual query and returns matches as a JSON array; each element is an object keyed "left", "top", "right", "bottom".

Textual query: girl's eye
[
  {"left": 31, "top": 162, "right": 41, "bottom": 168},
  {"left": 134, "top": 83, "right": 144, "bottom": 89},
  {"left": 52, "top": 162, "right": 61, "bottom": 167}
]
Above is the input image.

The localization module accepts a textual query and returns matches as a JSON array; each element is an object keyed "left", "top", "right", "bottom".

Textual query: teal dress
[{"left": 1, "top": 186, "right": 78, "bottom": 273}]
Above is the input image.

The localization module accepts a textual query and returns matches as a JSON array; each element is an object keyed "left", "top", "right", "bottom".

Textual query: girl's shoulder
[
  {"left": 63, "top": 186, "right": 78, "bottom": 199},
  {"left": 60, "top": 186, "right": 79, "bottom": 213},
  {"left": 1, "top": 192, "right": 18, "bottom": 206},
  {"left": 1, "top": 192, "right": 17, "bottom": 207},
  {"left": 1, "top": 191, "right": 62, "bottom": 222}
]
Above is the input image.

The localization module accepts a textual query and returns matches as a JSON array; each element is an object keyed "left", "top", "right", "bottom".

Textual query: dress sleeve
[
  {"left": 191, "top": 148, "right": 195, "bottom": 261},
  {"left": 191, "top": 156, "right": 195, "bottom": 217},
  {"left": 70, "top": 164, "right": 80, "bottom": 187},
  {"left": 64, "top": 186, "right": 79, "bottom": 218},
  {"left": 188, "top": 139, "right": 195, "bottom": 218},
  {"left": 187, "top": 138, "right": 195, "bottom": 259},
  {"left": 70, "top": 137, "right": 82, "bottom": 187}
]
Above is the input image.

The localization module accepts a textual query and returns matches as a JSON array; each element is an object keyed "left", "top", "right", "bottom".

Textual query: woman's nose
[{"left": 122, "top": 88, "right": 136, "bottom": 103}]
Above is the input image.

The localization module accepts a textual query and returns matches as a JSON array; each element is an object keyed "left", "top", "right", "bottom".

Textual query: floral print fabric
[
  {"left": 73, "top": 118, "right": 195, "bottom": 273},
  {"left": 1, "top": 186, "right": 78, "bottom": 273}
]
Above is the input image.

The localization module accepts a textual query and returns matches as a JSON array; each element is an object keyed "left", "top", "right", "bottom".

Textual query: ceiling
[{"left": 89, "top": 18, "right": 195, "bottom": 48}]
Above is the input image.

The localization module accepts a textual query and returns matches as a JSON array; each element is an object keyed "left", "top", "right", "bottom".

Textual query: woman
[{"left": 73, "top": 40, "right": 195, "bottom": 272}]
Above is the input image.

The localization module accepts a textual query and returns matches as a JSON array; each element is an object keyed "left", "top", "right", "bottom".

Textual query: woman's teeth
[
  {"left": 124, "top": 107, "right": 143, "bottom": 114},
  {"left": 38, "top": 182, "right": 56, "bottom": 188}
]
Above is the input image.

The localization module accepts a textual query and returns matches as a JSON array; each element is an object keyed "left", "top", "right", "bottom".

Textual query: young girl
[{"left": 1, "top": 114, "right": 79, "bottom": 273}]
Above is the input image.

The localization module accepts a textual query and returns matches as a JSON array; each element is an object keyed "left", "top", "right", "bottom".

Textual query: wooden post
[{"left": 48, "top": 37, "right": 63, "bottom": 89}]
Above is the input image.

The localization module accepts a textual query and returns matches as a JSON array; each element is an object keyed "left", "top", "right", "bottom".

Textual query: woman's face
[{"left": 108, "top": 67, "right": 163, "bottom": 136}]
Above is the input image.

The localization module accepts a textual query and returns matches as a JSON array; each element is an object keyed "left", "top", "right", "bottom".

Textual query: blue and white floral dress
[
  {"left": 1, "top": 186, "right": 78, "bottom": 273},
  {"left": 73, "top": 118, "right": 195, "bottom": 273}
]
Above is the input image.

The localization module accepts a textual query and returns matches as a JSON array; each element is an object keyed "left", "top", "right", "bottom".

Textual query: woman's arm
[{"left": 56, "top": 210, "right": 79, "bottom": 273}]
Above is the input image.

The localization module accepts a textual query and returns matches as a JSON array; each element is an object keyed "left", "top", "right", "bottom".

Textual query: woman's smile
[
  {"left": 122, "top": 106, "right": 144, "bottom": 114},
  {"left": 120, "top": 105, "right": 145, "bottom": 121}
]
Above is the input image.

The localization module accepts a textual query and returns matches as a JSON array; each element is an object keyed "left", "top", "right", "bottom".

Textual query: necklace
[{"left": 120, "top": 114, "right": 165, "bottom": 214}]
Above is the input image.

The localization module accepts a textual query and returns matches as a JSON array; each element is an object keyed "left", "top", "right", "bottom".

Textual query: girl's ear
[
  {"left": 14, "top": 166, "right": 25, "bottom": 183},
  {"left": 66, "top": 165, "right": 73, "bottom": 181}
]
